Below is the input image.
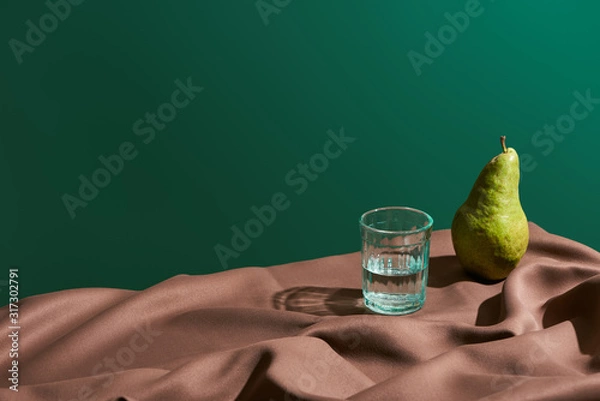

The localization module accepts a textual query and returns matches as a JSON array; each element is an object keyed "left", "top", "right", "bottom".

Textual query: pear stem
[{"left": 500, "top": 136, "right": 508, "bottom": 153}]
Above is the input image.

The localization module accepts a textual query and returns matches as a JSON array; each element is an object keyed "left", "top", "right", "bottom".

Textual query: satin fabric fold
[{"left": 1, "top": 223, "right": 599, "bottom": 400}]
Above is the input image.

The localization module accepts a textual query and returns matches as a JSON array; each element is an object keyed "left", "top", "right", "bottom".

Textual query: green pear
[{"left": 451, "top": 136, "right": 529, "bottom": 280}]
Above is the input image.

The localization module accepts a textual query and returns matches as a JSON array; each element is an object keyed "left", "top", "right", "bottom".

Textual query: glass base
[{"left": 364, "top": 293, "right": 424, "bottom": 315}]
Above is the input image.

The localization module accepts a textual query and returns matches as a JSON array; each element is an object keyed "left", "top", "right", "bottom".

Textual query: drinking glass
[{"left": 360, "top": 207, "right": 433, "bottom": 315}]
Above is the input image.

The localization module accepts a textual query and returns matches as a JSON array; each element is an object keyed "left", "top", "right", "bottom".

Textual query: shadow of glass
[{"left": 273, "top": 287, "right": 370, "bottom": 316}]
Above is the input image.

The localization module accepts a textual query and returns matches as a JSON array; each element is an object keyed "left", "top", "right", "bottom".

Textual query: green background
[{"left": 1, "top": 0, "right": 599, "bottom": 302}]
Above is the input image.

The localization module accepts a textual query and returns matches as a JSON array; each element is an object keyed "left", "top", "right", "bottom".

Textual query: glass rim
[{"left": 359, "top": 206, "right": 434, "bottom": 235}]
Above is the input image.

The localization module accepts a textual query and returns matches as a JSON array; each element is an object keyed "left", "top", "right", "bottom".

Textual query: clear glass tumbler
[{"left": 360, "top": 207, "right": 434, "bottom": 315}]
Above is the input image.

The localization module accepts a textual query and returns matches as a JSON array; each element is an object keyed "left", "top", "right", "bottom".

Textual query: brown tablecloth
[{"left": 2, "top": 223, "right": 600, "bottom": 400}]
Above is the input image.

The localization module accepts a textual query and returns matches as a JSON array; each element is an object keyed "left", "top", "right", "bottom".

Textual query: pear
[{"left": 451, "top": 136, "right": 529, "bottom": 280}]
